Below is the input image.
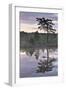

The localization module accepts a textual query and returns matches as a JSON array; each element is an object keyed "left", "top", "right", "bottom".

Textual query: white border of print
[{"left": 9, "top": 4, "right": 64, "bottom": 86}]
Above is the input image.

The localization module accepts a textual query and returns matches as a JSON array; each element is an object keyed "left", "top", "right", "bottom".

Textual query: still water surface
[{"left": 20, "top": 48, "right": 58, "bottom": 78}]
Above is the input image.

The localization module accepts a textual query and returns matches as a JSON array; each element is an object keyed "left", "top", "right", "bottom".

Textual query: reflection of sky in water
[{"left": 20, "top": 48, "right": 58, "bottom": 78}]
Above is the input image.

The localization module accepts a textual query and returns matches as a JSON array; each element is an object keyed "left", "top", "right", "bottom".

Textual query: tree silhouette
[{"left": 36, "top": 17, "right": 56, "bottom": 66}]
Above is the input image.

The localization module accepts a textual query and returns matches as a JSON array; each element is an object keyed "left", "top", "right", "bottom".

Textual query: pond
[{"left": 20, "top": 48, "right": 58, "bottom": 78}]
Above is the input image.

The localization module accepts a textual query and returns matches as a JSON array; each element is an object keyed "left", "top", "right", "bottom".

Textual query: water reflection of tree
[
  {"left": 24, "top": 48, "right": 40, "bottom": 59},
  {"left": 36, "top": 58, "right": 57, "bottom": 73},
  {"left": 24, "top": 48, "right": 35, "bottom": 56},
  {"left": 22, "top": 47, "right": 57, "bottom": 73}
]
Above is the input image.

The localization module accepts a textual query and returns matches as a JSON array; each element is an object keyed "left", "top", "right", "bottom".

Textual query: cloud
[
  {"left": 20, "top": 12, "right": 58, "bottom": 25},
  {"left": 20, "top": 23, "right": 38, "bottom": 32}
]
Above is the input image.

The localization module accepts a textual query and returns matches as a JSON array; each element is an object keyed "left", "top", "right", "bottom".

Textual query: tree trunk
[{"left": 47, "top": 26, "right": 49, "bottom": 67}]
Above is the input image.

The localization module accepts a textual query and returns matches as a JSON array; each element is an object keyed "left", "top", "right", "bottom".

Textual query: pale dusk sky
[{"left": 19, "top": 12, "right": 58, "bottom": 33}]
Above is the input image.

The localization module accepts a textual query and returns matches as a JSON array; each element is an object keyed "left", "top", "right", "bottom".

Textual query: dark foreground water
[{"left": 20, "top": 48, "right": 58, "bottom": 78}]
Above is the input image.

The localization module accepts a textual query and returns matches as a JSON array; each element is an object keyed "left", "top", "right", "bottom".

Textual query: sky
[{"left": 19, "top": 11, "right": 58, "bottom": 33}]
